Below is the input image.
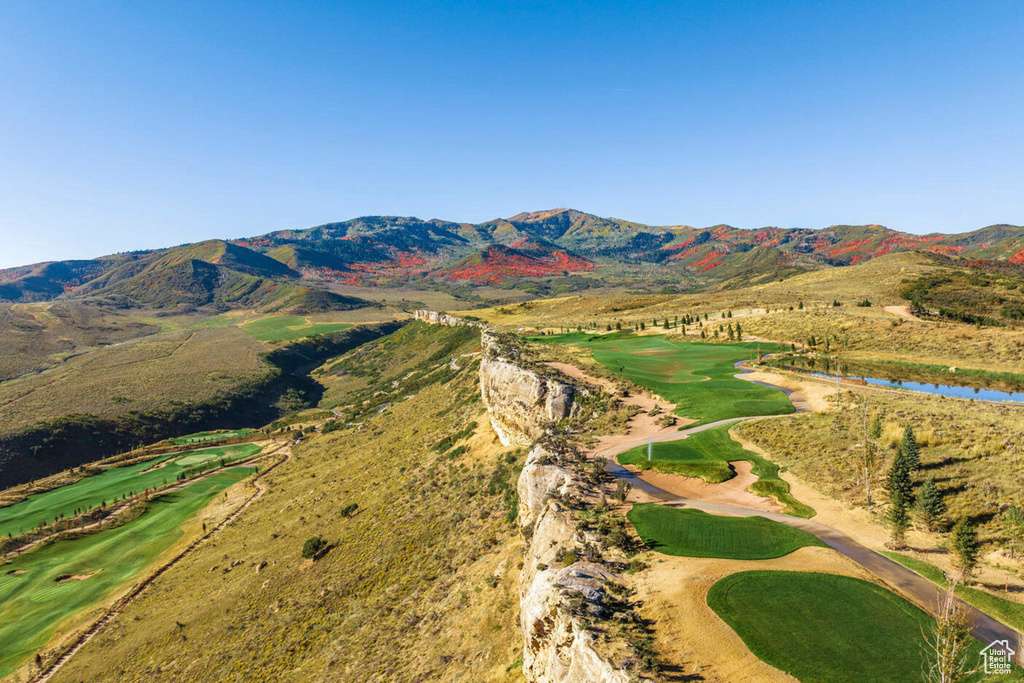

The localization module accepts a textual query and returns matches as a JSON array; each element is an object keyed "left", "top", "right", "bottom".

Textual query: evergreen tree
[
  {"left": 727, "top": 323, "right": 735, "bottom": 340},
  {"left": 898, "top": 425, "right": 921, "bottom": 472},
  {"left": 736, "top": 322, "right": 742, "bottom": 339},
  {"left": 950, "top": 517, "right": 980, "bottom": 579},
  {"left": 916, "top": 478, "right": 946, "bottom": 532},
  {"left": 798, "top": 300, "right": 804, "bottom": 309},
  {"left": 886, "top": 456, "right": 914, "bottom": 546}
]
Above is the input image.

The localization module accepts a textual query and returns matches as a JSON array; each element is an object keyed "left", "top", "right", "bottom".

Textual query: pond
[{"left": 810, "top": 373, "right": 1024, "bottom": 403}]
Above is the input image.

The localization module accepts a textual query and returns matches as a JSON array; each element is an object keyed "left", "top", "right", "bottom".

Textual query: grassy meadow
[
  {"left": 618, "top": 424, "right": 813, "bottom": 517},
  {"left": 241, "top": 315, "right": 353, "bottom": 343},
  {"left": 532, "top": 332, "right": 793, "bottom": 425},
  {"left": 0, "top": 468, "right": 253, "bottom": 679},
  {"left": 0, "top": 443, "right": 262, "bottom": 537},
  {"left": 0, "top": 326, "right": 271, "bottom": 436},
  {"left": 735, "top": 387, "right": 1024, "bottom": 542},
  {"left": 627, "top": 505, "right": 823, "bottom": 559},
  {"left": 49, "top": 323, "right": 526, "bottom": 683}
]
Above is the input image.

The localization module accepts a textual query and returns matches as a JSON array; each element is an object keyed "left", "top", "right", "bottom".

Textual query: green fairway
[
  {"left": 627, "top": 505, "right": 823, "bottom": 559},
  {"left": 881, "top": 551, "right": 1024, "bottom": 632},
  {"left": 242, "top": 315, "right": 352, "bottom": 342},
  {"left": 169, "top": 428, "right": 254, "bottom": 445},
  {"left": 531, "top": 332, "right": 793, "bottom": 425},
  {"left": 707, "top": 570, "right": 1021, "bottom": 683},
  {"left": 0, "top": 468, "right": 253, "bottom": 679},
  {"left": 618, "top": 424, "right": 814, "bottom": 517},
  {"left": 0, "top": 444, "right": 263, "bottom": 537}
]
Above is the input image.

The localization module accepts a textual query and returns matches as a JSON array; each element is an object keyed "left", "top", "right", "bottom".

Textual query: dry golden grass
[
  {"left": 50, "top": 331, "right": 525, "bottom": 683},
  {"left": 0, "top": 327, "right": 272, "bottom": 435}
]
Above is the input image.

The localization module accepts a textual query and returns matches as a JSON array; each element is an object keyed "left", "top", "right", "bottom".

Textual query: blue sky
[{"left": 1, "top": 1, "right": 1022, "bottom": 268}]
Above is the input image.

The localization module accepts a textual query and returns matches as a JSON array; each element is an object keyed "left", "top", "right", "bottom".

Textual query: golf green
[
  {"left": 0, "top": 443, "right": 263, "bottom": 537},
  {"left": 242, "top": 315, "right": 352, "bottom": 342},
  {"left": 707, "top": 571, "right": 1021, "bottom": 683},
  {"left": 617, "top": 424, "right": 814, "bottom": 517},
  {"left": 532, "top": 332, "right": 793, "bottom": 425},
  {"left": 627, "top": 505, "right": 823, "bottom": 559},
  {"left": 0, "top": 468, "right": 253, "bottom": 678}
]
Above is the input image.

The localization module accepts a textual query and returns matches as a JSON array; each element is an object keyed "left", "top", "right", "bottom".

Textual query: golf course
[
  {"left": 707, "top": 570, "right": 1022, "bottom": 683},
  {"left": 627, "top": 505, "right": 823, "bottom": 559},
  {"left": 617, "top": 424, "right": 814, "bottom": 517},
  {"left": 169, "top": 428, "right": 254, "bottom": 446},
  {"left": 533, "top": 332, "right": 793, "bottom": 425},
  {"left": 0, "top": 467, "right": 254, "bottom": 678},
  {"left": 0, "top": 443, "right": 263, "bottom": 537}
]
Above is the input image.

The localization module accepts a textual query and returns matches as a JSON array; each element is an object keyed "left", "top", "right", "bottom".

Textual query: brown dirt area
[{"left": 632, "top": 546, "right": 877, "bottom": 682}]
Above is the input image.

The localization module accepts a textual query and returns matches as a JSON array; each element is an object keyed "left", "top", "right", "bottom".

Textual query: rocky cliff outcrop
[
  {"left": 517, "top": 446, "right": 635, "bottom": 683},
  {"left": 479, "top": 330, "right": 577, "bottom": 447},
  {"left": 416, "top": 311, "right": 648, "bottom": 683},
  {"left": 413, "top": 309, "right": 483, "bottom": 328}
]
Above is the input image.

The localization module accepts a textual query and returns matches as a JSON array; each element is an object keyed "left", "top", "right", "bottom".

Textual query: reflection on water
[{"left": 811, "top": 373, "right": 1024, "bottom": 402}]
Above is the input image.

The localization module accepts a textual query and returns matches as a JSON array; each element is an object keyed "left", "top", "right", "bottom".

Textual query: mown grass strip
[
  {"left": 0, "top": 468, "right": 253, "bottom": 678},
  {"left": 627, "top": 505, "right": 823, "bottom": 559},
  {"left": 0, "top": 444, "right": 262, "bottom": 537},
  {"left": 617, "top": 424, "right": 814, "bottom": 518}
]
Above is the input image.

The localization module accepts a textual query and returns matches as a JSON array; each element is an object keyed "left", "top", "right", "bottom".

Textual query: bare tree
[{"left": 923, "top": 581, "right": 977, "bottom": 683}]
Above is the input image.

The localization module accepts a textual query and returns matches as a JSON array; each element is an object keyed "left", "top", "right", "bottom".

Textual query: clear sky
[{"left": 1, "top": 1, "right": 1022, "bottom": 268}]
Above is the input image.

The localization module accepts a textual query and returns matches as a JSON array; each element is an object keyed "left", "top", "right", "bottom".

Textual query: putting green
[
  {"left": 242, "top": 315, "right": 352, "bottom": 342},
  {"left": 0, "top": 468, "right": 254, "bottom": 678},
  {"left": 707, "top": 570, "right": 1021, "bottom": 683},
  {"left": 532, "top": 332, "right": 793, "bottom": 425},
  {"left": 0, "top": 443, "right": 263, "bottom": 537},
  {"left": 627, "top": 505, "right": 823, "bottom": 559},
  {"left": 617, "top": 424, "right": 813, "bottom": 517},
  {"left": 169, "top": 428, "right": 254, "bottom": 445}
]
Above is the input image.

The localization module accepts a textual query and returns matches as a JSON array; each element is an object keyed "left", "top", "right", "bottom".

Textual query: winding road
[{"left": 592, "top": 365, "right": 1024, "bottom": 667}]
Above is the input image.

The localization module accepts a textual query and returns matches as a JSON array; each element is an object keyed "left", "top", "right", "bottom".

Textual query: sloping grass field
[
  {"left": 627, "top": 505, "right": 823, "bottom": 559},
  {"left": 617, "top": 424, "right": 814, "bottom": 517},
  {"left": 0, "top": 444, "right": 263, "bottom": 537},
  {"left": 707, "top": 570, "right": 1021, "bottom": 683},
  {"left": 0, "top": 467, "right": 254, "bottom": 679},
  {"left": 881, "top": 551, "right": 1024, "bottom": 633},
  {"left": 532, "top": 332, "right": 793, "bottom": 425},
  {"left": 241, "top": 315, "right": 352, "bottom": 342}
]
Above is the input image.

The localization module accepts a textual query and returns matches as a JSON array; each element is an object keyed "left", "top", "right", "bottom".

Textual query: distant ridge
[{"left": 2, "top": 209, "right": 1022, "bottom": 305}]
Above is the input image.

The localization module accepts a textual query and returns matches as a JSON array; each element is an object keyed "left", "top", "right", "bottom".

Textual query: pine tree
[
  {"left": 798, "top": 300, "right": 804, "bottom": 310},
  {"left": 898, "top": 425, "right": 921, "bottom": 472},
  {"left": 950, "top": 517, "right": 980, "bottom": 579},
  {"left": 916, "top": 478, "right": 946, "bottom": 532},
  {"left": 727, "top": 323, "right": 735, "bottom": 340},
  {"left": 886, "top": 456, "right": 914, "bottom": 547},
  {"left": 736, "top": 322, "right": 742, "bottom": 339}
]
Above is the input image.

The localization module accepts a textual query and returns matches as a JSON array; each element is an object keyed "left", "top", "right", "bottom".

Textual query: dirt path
[
  {"left": 29, "top": 443, "right": 292, "bottom": 683},
  {"left": 885, "top": 304, "right": 927, "bottom": 322}
]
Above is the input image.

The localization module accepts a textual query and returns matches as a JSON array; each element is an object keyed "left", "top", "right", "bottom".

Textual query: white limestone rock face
[{"left": 479, "top": 332, "right": 577, "bottom": 447}]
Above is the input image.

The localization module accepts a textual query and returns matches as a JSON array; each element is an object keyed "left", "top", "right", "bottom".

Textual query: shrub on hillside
[{"left": 301, "top": 536, "right": 326, "bottom": 559}]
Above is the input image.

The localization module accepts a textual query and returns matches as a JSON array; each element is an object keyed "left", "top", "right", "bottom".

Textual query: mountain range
[{"left": 3, "top": 209, "right": 1023, "bottom": 310}]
